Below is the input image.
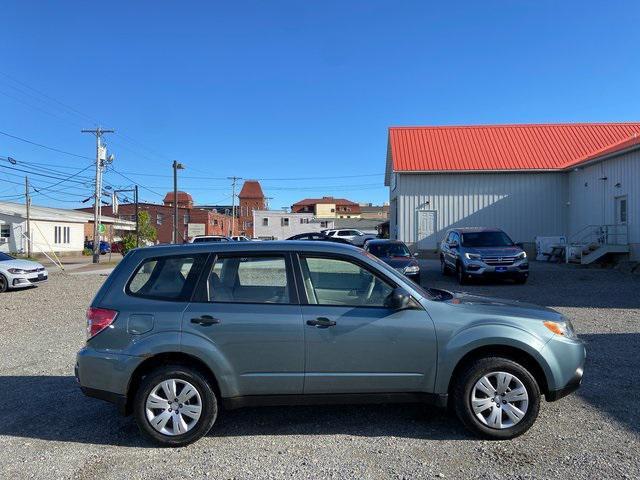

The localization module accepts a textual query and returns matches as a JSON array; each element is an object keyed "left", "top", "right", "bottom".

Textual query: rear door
[
  {"left": 297, "top": 254, "right": 437, "bottom": 394},
  {"left": 182, "top": 252, "right": 305, "bottom": 396}
]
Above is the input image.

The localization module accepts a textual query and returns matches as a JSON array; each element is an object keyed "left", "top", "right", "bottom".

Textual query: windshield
[
  {"left": 461, "top": 231, "right": 514, "bottom": 247},
  {"left": 368, "top": 243, "right": 411, "bottom": 258},
  {"left": 0, "top": 252, "right": 14, "bottom": 261}
]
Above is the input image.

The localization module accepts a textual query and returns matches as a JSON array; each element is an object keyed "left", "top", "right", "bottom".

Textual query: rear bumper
[{"left": 76, "top": 346, "right": 142, "bottom": 415}]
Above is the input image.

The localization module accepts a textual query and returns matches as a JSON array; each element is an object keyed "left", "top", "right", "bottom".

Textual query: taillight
[{"left": 86, "top": 307, "right": 118, "bottom": 339}]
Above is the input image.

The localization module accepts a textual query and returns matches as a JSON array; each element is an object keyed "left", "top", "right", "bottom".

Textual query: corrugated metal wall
[
  {"left": 392, "top": 172, "right": 568, "bottom": 249},
  {"left": 567, "top": 149, "right": 639, "bottom": 259}
]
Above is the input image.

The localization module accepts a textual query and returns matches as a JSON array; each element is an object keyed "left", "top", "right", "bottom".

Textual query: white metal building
[
  {"left": 386, "top": 123, "right": 640, "bottom": 261},
  {"left": 252, "top": 210, "right": 333, "bottom": 240},
  {"left": 0, "top": 202, "right": 134, "bottom": 255}
]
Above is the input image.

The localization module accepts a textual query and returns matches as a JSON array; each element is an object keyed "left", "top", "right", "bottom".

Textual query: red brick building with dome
[{"left": 78, "top": 190, "right": 237, "bottom": 244}]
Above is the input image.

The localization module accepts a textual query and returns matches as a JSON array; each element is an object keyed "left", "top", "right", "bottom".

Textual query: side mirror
[
  {"left": 515, "top": 242, "right": 524, "bottom": 249},
  {"left": 384, "top": 287, "right": 416, "bottom": 310}
]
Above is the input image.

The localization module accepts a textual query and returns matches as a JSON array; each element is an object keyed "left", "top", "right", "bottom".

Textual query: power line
[
  {"left": 0, "top": 130, "right": 93, "bottom": 160},
  {"left": 107, "top": 166, "right": 165, "bottom": 198}
]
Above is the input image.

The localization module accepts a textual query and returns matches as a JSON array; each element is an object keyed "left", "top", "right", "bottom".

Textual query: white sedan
[{"left": 0, "top": 252, "right": 48, "bottom": 292}]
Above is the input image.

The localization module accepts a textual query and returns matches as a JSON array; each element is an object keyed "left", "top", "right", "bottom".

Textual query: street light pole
[{"left": 172, "top": 160, "right": 185, "bottom": 244}]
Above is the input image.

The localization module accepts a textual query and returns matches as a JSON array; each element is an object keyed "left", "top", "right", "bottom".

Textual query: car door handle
[
  {"left": 190, "top": 315, "right": 221, "bottom": 326},
  {"left": 306, "top": 317, "right": 336, "bottom": 328}
]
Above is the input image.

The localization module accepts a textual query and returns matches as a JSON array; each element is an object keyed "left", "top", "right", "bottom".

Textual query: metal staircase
[{"left": 567, "top": 224, "right": 629, "bottom": 265}]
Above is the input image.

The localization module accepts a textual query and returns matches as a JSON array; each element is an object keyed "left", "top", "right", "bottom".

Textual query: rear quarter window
[{"left": 126, "top": 254, "right": 207, "bottom": 301}]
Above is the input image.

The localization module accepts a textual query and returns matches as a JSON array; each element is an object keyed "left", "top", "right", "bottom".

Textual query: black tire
[
  {"left": 0, "top": 274, "right": 7, "bottom": 293},
  {"left": 133, "top": 364, "right": 218, "bottom": 447},
  {"left": 514, "top": 275, "right": 528, "bottom": 284},
  {"left": 456, "top": 262, "right": 468, "bottom": 285},
  {"left": 440, "top": 256, "right": 449, "bottom": 276},
  {"left": 452, "top": 357, "right": 541, "bottom": 440}
]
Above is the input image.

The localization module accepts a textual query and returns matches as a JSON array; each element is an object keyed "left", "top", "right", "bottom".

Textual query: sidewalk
[{"left": 39, "top": 254, "right": 123, "bottom": 273}]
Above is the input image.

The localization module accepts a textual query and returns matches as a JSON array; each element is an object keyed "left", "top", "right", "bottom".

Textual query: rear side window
[
  {"left": 127, "top": 254, "right": 207, "bottom": 301},
  {"left": 206, "top": 255, "right": 291, "bottom": 304}
]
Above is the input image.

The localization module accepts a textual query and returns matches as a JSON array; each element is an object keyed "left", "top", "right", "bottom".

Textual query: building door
[
  {"left": 614, "top": 196, "right": 628, "bottom": 245},
  {"left": 416, "top": 210, "right": 437, "bottom": 250}
]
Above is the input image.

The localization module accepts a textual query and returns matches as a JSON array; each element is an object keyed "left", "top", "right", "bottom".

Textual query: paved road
[{"left": 0, "top": 261, "right": 638, "bottom": 479}]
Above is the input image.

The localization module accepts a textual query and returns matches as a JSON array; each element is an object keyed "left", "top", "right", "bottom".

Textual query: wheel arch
[
  {"left": 125, "top": 351, "right": 221, "bottom": 416},
  {"left": 446, "top": 344, "right": 550, "bottom": 398}
]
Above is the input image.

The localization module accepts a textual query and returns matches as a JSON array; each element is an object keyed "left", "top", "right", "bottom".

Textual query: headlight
[
  {"left": 543, "top": 319, "right": 576, "bottom": 339},
  {"left": 404, "top": 265, "right": 420, "bottom": 274},
  {"left": 7, "top": 268, "right": 27, "bottom": 274},
  {"left": 464, "top": 253, "right": 481, "bottom": 260},
  {"left": 517, "top": 251, "right": 527, "bottom": 259}
]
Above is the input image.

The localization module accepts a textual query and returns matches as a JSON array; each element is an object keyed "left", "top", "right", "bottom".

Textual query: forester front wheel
[
  {"left": 453, "top": 357, "right": 540, "bottom": 440},
  {"left": 133, "top": 365, "right": 218, "bottom": 447}
]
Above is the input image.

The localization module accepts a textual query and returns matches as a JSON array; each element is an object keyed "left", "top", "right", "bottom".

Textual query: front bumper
[
  {"left": 9, "top": 270, "right": 49, "bottom": 288},
  {"left": 463, "top": 260, "right": 528, "bottom": 278},
  {"left": 543, "top": 336, "right": 586, "bottom": 402},
  {"left": 546, "top": 366, "right": 583, "bottom": 401}
]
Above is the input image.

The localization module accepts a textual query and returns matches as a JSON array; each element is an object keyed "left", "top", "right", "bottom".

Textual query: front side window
[
  {"left": 127, "top": 254, "right": 206, "bottom": 301},
  {"left": 300, "top": 256, "right": 394, "bottom": 307},
  {"left": 207, "top": 255, "right": 290, "bottom": 304}
]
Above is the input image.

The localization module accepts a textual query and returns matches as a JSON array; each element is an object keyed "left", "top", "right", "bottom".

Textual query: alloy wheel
[
  {"left": 145, "top": 379, "right": 203, "bottom": 436},
  {"left": 470, "top": 371, "right": 529, "bottom": 429}
]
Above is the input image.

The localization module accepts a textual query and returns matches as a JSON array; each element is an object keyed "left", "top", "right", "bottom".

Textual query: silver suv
[
  {"left": 76, "top": 241, "right": 583, "bottom": 446},
  {"left": 440, "top": 228, "right": 529, "bottom": 284}
]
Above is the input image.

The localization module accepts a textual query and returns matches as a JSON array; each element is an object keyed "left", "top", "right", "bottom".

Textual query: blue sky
[{"left": 1, "top": 1, "right": 639, "bottom": 209}]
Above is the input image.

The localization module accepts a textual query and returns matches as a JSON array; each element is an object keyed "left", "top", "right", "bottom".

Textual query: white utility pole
[
  {"left": 227, "top": 176, "right": 242, "bottom": 236},
  {"left": 25, "top": 176, "right": 31, "bottom": 257},
  {"left": 82, "top": 127, "right": 114, "bottom": 264}
]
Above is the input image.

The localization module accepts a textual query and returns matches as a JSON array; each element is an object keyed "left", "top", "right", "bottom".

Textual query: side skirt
[{"left": 222, "top": 392, "right": 448, "bottom": 410}]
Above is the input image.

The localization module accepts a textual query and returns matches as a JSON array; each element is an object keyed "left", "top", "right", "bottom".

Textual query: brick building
[
  {"left": 238, "top": 180, "right": 266, "bottom": 238},
  {"left": 78, "top": 191, "right": 237, "bottom": 244},
  {"left": 291, "top": 196, "right": 361, "bottom": 219}
]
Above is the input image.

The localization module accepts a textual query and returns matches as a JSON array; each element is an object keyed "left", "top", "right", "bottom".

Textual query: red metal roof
[
  {"left": 238, "top": 180, "right": 265, "bottom": 199},
  {"left": 388, "top": 123, "right": 640, "bottom": 172}
]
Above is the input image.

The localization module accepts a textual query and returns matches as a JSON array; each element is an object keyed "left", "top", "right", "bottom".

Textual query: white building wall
[
  {"left": 393, "top": 172, "right": 568, "bottom": 250},
  {"left": 0, "top": 214, "right": 85, "bottom": 254},
  {"left": 252, "top": 210, "right": 333, "bottom": 240},
  {"left": 567, "top": 149, "right": 640, "bottom": 260}
]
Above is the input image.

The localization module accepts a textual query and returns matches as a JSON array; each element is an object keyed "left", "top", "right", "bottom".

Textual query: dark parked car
[
  {"left": 364, "top": 239, "right": 420, "bottom": 282},
  {"left": 287, "top": 232, "right": 351, "bottom": 244},
  {"left": 440, "top": 228, "right": 529, "bottom": 284},
  {"left": 76, "top": 241, "right": 584, "bottom": 446},
  {"left": 85, "top": 240, "right": 111, "bottom": 255}
]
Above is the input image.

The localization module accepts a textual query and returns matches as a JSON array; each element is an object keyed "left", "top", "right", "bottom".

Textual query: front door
[
  {"left": 416, "top": 210, "right": 437, "bottom": 250},
  {"left": 182, "top": 253, "right": 304, "bottom": 397},
  {"left": 298, "top": 254, "right": 437, "bottom": 394}
]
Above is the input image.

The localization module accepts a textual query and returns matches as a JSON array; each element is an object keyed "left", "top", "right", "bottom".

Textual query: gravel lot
[{"left": 0, "top": 261, "right": 639, "bottom": 479}]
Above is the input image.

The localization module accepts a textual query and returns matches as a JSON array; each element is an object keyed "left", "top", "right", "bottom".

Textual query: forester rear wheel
[{"left": 133, "top": 364, "right": 218, "bottom": 447}]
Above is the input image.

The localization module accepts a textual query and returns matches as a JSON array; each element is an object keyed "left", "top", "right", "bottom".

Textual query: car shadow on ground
[{"left": 0, "top": 375, "right": 467, "bottom": 447}]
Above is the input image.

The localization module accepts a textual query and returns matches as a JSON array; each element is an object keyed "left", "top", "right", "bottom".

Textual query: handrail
[{"left": 566, "top": 224, "right": 629, "bottom": 263}]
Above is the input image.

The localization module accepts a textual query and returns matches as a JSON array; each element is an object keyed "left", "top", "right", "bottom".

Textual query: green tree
[{"left": 121, "top": 210, "right": 157, "bottom": 254}]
